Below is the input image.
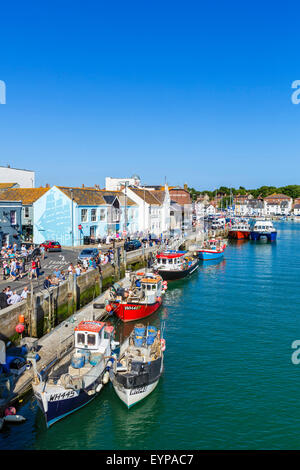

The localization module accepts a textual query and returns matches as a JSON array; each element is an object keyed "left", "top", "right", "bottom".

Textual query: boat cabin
[
  {"left": 74, "top": 321, "right": 113, "bottom": 352},
  {"left": 251, "top": 220, "right": 275, "bottom": 233},
  {"left": 140, "top": 274, "right": 162, "bottom": 302},
  {"left": 156, "top": 251, "right": 186, "bottom": 269}
]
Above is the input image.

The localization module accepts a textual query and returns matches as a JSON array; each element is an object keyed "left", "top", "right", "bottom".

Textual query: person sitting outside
[
  {"left": 21, "top": 286, "right": 28, "bottom": 300},
  {"left": 8, "top": 291, "right": 21, "bottom": 305},
  {"left": 0, "top": 288, "right": 8, "bottom": 309},
  {"left": 43, "top": 276, "right": 52, "bottom": 289}
]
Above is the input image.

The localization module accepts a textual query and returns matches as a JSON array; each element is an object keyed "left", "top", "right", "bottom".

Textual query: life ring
[{"left": 161, "top": 339, "right": 166, "bottom": 351}]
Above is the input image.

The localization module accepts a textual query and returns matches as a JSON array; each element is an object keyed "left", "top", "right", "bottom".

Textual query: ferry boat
[
  {"left": 250, "top": 219, "right": 277, "bottom": 242},
  {"left": 110, "top": 324, "right": 165, "bottom": 408},
  {"left": 30, "top": 321, "right": 118, "bottom": 427},
  {"left": 196, "top": 239, "right": 226, "bottom": 260},
  {"left": 107, "top": 272, "right": 165, "bottom": 323},
  {"left": 154, "top": 250, "right": 199, "bottom": 280},
  {"left": 228, "top": 220, "right": 251, "bottom": 240}
]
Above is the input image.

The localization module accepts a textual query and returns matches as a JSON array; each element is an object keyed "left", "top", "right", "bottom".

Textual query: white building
[
  {"left": 123, "top": 185, "right": 171, "bottom": 237},
  {"left": 263, "top": 194, "right": 293, "bottom": 216},
  {"left": 105, "top": 175, "right": 141, "bottom": 191},
  {"left": 0, "top": 166, "right": 35, "bottom": 188}
]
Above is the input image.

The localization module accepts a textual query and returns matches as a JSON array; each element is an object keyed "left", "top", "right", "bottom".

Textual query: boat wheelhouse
[
  {"left": 250, "top": 219, "right": 277, "bottom": 242},
  {"left": 30, "top": 320, "right": 117, "bottom": 428},
  {"left": 108, "top": 272, "right": 165, "bottom": 323},
  {"left": 154, "top": 250, "right": 199, "bottom": 280}
]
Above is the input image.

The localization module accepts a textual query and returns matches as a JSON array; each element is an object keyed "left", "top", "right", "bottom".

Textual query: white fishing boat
[{"left": 110, "top": 324, "right": 165, "bottom": 408}]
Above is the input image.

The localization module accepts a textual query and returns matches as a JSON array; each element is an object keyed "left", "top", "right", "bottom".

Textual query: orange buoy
[
  {"left": 105, "top": 304, "right": 113, "bottom": 313},
  {"left": 18, "top": 314, "right": 25, "bottom": 324}
]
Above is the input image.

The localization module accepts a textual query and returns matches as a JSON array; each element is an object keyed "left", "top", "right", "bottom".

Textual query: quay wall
[{"left": 0, "top": 251, "right": 149, "bottom": 343}]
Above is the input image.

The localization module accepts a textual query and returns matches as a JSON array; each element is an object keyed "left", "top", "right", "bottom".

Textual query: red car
[{"left": 40, "top": 240, "right": 62, "bottom": 252}]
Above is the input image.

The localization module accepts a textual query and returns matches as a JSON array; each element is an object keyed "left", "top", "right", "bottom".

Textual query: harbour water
[{"left": 2, "top": 221, "right": 300, "bottom": 450}]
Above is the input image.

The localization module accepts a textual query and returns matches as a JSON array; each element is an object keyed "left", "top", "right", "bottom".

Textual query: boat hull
[
  {"left": 250, "top": 231, "right": 277, "bottom": 242},
  {"left": 112, "top": 378, "right": 160, "bottom": 408},
  {"left": 197, "top": 250, "right": 224, "bottom": 261},
  {"left": 111, "top": 299, "right": 162, "bottom": 323},
  {"left": 228, "top": 230, "right": 250, "bottom": 240},
  {"left": 157, "top": 261, "right": 199, "bottom": 280},
  {"left": 35, "top": 383, "right": 101, "bottom": 428}
]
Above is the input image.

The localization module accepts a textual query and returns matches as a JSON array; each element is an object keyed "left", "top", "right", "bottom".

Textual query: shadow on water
[{"left": 109, "top": 381, "right": 163, "bottom": 449}]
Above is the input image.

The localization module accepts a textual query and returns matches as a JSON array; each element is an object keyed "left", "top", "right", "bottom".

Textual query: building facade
[
  {"left": 0, "top": 166, "right": 35, "bottom": 188},
  {"left": 0, "top": 201, "right": 22, "bottom": 248}
]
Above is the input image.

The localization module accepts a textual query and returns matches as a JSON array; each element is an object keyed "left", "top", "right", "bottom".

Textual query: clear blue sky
[{"left": 1, "top": 0, "right": 300, "bottom": 190}]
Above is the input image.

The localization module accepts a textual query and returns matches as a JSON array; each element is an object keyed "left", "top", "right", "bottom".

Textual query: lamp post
[{"left": 70, "top": 189, "right": 74, "bottom": 247}]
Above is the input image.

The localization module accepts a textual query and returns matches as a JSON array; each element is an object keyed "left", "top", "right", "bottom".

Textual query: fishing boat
[
  {"left": 196, "top": 239, "right": 226, "bottom": 260},
  {"left": 110, "top": 324, "right": 165, "bottom": 408},
  {"left": 30, "top": 320, "right": 118, "bottom": 428},
  {"left": 107, "top": 272, "right": 165, "bottom": 323},
  {"left": 250, "top": 219, "right": 277, "bottom": 241},
  {"left": 228, "top": 220, "right": 251, "bottom": 240},
  {"left": 153, "top": 250, "right": 199, "bottom": 280}
]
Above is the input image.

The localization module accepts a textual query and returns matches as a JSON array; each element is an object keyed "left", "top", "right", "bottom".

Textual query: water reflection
[{"left": 110, "top": 381, "right": 163, "bottom": 449}]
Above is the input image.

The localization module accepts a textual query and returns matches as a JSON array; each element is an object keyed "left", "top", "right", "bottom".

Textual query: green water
[{"left": 2, "top": 221, "right": 300, "bottom": 450}]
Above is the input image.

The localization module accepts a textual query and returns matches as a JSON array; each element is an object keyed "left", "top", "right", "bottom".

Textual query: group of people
[{"left": 0, "top": 286, "right": 29, "bottom": 309}]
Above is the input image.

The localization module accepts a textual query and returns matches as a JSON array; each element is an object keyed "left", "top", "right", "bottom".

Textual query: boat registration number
[
  {"left": 125, "top": 306, "right": 141, "bottom": 310},
  {"left": 130, "top": 386, "right": 146, "bottom": 395},
  {"left": 49, "top": 391, "right": 76, "bottom": 401}
]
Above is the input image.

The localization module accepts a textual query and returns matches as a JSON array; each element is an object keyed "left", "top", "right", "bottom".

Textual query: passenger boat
[
  {"left": 196, "top": 239, "right": 226, "bottom": 260},
  {"left": 107, "top": 272, "right": 165, "bottom": 323},
  {"left": 250, "top": 219, "right": 277, "bottom": 241},
  {"left": 110, "top": 324, "right": 165, "bottom": 408},
  {"left": 30, "top": 320, "right": 118, "bottom": 428},
  {"left": 153, "top": 250, "right": 199, "bottom": 280},
  {"left": 228, "top": 220, "right": 251, "bottom": 240}
]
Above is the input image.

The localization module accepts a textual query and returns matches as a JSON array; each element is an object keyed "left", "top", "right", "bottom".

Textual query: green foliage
[{"left": 187, "top": 185, "right": 300, "bottom": 200}]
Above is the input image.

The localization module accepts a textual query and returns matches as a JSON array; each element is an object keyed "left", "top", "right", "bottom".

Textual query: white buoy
[{"left": 3, "top": 415, "right": 26, "bottom": 423}]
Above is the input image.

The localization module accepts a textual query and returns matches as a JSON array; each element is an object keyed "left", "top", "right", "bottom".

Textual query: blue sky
[{"left": 0, "top": 0, "right": 300, "bottom": 190}]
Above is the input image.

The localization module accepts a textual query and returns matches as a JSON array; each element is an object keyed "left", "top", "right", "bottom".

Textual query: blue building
[
  {"left": 33, "top": 186, "right": 139, "bottom": 246},
  {"left": 0, "top": 200, "right": 22, "bottom": 248}
]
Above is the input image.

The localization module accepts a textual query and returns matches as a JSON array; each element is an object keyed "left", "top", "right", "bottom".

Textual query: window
[
  {"left": 24, "top": 207, "right": 29, "bottom": 218},
  {"left": 10, "top": 211, "right": 16, "bottom": 225},
  {"left": 87, "top": 334, "right": 96, "bottom": 346},
  {"left": 91, "top": 209, "right": 96, "bottom": 221},
  {"left": 77, "top": 333, "right": 85, "bottom": 346},
  {"left": 100, "top": 209, "right": 106, "bottom": 221},
  {"left": 81, "top": 209, "right": 88, "bottom": 222}
]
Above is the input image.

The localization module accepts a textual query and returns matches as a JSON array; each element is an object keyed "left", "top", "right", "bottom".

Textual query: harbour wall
[{"left": 0, "top": 247, "right": 152, "bottom": 343}]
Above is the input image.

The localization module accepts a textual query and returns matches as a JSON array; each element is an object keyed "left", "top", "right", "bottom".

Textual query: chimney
[
  {"left": 82, "top": 184, "right": 85, "bottom": 188},
  {"left": 184, "top": 183, "right": 188, "bottom": 191},
  {"left": 45, "top": 183, "right": 50, "bottom": 188}
]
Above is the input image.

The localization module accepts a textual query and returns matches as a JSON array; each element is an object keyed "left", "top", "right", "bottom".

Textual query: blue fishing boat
[
  {"left": 30, "top": 321, "right": 118, "bottom": 427},
  {"left": 196, "top": 239, "right": 226, "bottom": 261},
  {"left": 250, "top": 219, "right": 277, "bottom": 242}
]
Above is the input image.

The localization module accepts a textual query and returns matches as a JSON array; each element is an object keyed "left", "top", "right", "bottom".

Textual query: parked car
[
  {"left": 78, "top": 248, "right": 99, "bottom": 261},
  {"left": 124, "top": 239, "right": 142, "bottom": 252},
  {"left": 40, "top": 241, "right": 62, "bottom": 252}
]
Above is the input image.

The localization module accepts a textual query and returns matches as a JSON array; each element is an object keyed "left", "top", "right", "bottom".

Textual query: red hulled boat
[
  {"left": 107, "top": 272, "right": 166, "bottom": 323},
  {"left": 228, "top": 221, "right": 251, "bottom": 240}
]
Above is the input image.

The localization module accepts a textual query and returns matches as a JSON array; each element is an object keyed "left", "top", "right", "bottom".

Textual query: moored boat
[
  {"left": 250, "top": 219, "right": 277, "bottom": 241},
  {"left": 228, "top": 221, "right": 251, "bottom": 240},
  {"left": 107, "top": 272, "right": 165, "bottom": 323},
  {"left": 30, "top": 320, "right": 118, "bottom": 428},
  {"left": 196, "top": 239, "right": 226, "bottom": 260},
  {"left": 110, "top": 324, "right": 165, "bottom": 408},
  {"left": 153, "top": 251, "right": 199, "bottom": 280}
]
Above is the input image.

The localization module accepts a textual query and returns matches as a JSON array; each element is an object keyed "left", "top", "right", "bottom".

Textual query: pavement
[{"left": 0, "top": 248, "right": 81, "bottom": 296}]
